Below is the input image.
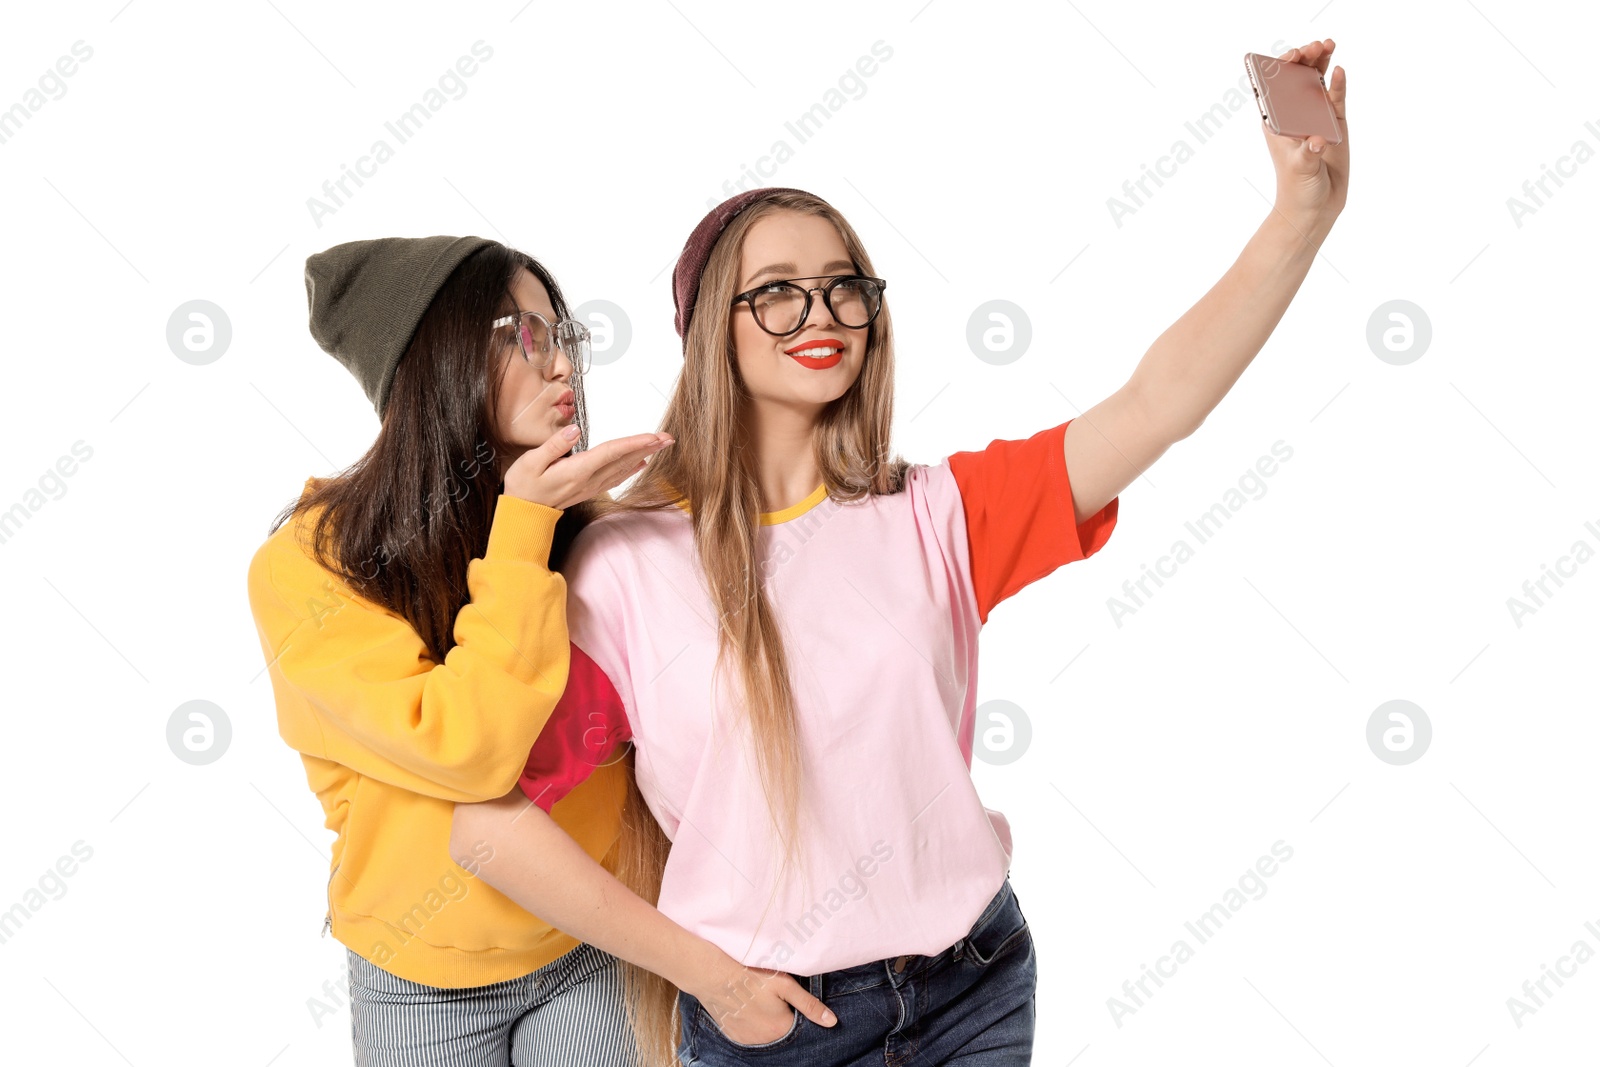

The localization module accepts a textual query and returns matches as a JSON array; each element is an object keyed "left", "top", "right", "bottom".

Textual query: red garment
[
  {"left": 948, "top": 419, "right": 1118, "bottom": 624},
  {"left": 517, "top": 642, "right": 630, "bottom": 813}
]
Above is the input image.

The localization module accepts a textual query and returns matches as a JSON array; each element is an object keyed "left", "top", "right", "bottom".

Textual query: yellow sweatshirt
[{"left": 245, "top": 477, "right": 627, "bottom": 987}]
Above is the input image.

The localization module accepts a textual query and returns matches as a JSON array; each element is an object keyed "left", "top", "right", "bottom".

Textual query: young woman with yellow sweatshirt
[{"left": 246, "top": 235, "right": 672, "bottom": 1065}]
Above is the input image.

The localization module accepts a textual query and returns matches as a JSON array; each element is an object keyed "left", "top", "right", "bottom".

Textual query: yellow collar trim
[
  {"left": 671, "top": 482, "right": 829, "bottom": 525},
  {"left": 759, "top": 483, "right": 829, "bottom": 525}
]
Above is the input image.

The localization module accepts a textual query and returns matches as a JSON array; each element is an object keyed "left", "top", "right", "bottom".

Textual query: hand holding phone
[
  {"left": 1252, "top": 40, "right": 1348, "bottom": 224},
  {"left": 1244, "top": 50, "right": 1343, "bottom": 146}
]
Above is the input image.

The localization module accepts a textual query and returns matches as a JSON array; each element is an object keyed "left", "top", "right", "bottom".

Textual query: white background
[{"left": 1, "top": 1, "right": 1596, "bottom": 1064}]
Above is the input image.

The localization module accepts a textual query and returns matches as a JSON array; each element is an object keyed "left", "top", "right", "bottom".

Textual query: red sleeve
[
  {"left": 946, "top": 417, "right": 1119, "bottom": 625},
  {"left": 517, "top": 641, "right": 632, "bottom": 813}
]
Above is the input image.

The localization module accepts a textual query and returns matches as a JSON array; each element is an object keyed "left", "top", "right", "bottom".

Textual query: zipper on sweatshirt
[{"left": 323, "top": 863, "right": 340, "bottom": 938}]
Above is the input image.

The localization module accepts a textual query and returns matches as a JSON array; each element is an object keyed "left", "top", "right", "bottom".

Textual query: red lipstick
[
  {"left": 784, "top": 337, "right": 845, "bottom": 355},
  {"left": 784, "top": 337, "right": 845, "bottom": 370}
]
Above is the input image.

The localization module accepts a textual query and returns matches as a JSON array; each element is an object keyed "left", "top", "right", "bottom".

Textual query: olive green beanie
[{"left": 304, "top": 234, "right": 494, "bottom": 416}]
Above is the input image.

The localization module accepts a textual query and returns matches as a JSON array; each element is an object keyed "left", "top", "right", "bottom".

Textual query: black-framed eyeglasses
[
  {"left": 730, "top": 274, "right": 888, "bottom": 337},
  {"left": 491, "top": 310, "right": 592, "bottom": 374}
]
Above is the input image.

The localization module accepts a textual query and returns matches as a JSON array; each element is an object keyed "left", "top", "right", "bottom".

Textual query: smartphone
[{"left": 1243, "top": 52, "right": 1342, "bottom": 145}]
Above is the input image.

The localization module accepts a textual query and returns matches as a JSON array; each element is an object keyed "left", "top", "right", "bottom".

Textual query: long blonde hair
[{"left": 579, "top": 190, "right": 910, "bottom": 1064}]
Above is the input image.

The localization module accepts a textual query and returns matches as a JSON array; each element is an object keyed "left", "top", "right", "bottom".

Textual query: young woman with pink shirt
[{"left": 452, "top": 40, "right": 1347, "bottom": 1065}]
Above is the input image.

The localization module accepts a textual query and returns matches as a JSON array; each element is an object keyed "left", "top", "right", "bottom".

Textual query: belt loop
[{"left": 953, "top": 937, "right": 965, "bottom": 963}]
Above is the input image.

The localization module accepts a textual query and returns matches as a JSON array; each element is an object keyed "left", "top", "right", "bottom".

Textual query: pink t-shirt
[{"left": 520, "top": 419, "right": 1118, "bottom": 973}]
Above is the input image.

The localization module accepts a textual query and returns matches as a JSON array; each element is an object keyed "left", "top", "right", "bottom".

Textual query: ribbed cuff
[{"left": 485, "top": 495, "right": 563, "bottom": 565}]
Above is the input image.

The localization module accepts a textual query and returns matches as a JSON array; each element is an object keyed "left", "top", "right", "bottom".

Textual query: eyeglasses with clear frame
[
  {"left": 730, "top": 274, "right": 888, "bottom": 337},
  {"left": 492, "top": 310, "right": 592, "bottom": 374}
]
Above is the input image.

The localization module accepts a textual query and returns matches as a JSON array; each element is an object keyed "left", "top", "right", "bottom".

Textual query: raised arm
[
  {"left": 1064, "top": 39, "right": 1349, "bottom": 525},
  {"left": 247, "top": 494, "right": 575, "bottom": 802},
  {"left": 247, "top": 428, "right": 675, "bottom": 802}
]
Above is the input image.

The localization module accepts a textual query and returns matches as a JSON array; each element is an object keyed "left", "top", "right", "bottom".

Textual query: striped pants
[{"left": 348, "top": 942, "right": 640, "bottom": 1066}]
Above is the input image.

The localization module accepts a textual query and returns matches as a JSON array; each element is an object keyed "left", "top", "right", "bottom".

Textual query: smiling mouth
[{"left": 785, "top": 338, "right": 845, "bottom": 368}]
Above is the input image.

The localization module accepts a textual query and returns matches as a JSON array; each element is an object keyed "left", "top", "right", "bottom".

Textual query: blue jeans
[{"left": 675, "top": 877, "right": 1036, "bottom": 1066}]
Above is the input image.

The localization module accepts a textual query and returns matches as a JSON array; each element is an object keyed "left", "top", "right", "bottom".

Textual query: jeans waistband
[{"left": 798, "top": 876, "right": 1014, "bottom": 998}]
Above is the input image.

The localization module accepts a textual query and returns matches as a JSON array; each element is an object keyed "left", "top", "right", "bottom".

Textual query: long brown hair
[
  {"left": 267, "top": 241, "right": 585, "bottom": 662},
  {"left": 578, "top": 189, "right": 910, "bottom": 1065}
]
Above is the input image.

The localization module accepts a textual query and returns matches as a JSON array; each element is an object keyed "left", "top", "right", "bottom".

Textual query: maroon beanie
[{"left": 671, "top": 187, "right": 815, "bottom": 346}]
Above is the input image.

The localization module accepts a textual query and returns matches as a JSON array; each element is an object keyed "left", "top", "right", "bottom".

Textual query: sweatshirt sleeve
[
  {"left": 946, "top": 418, "right": 1119, "bottom": 624},
  {"left": 246, "top": 494, "right": 572, "bottom": 803}
]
